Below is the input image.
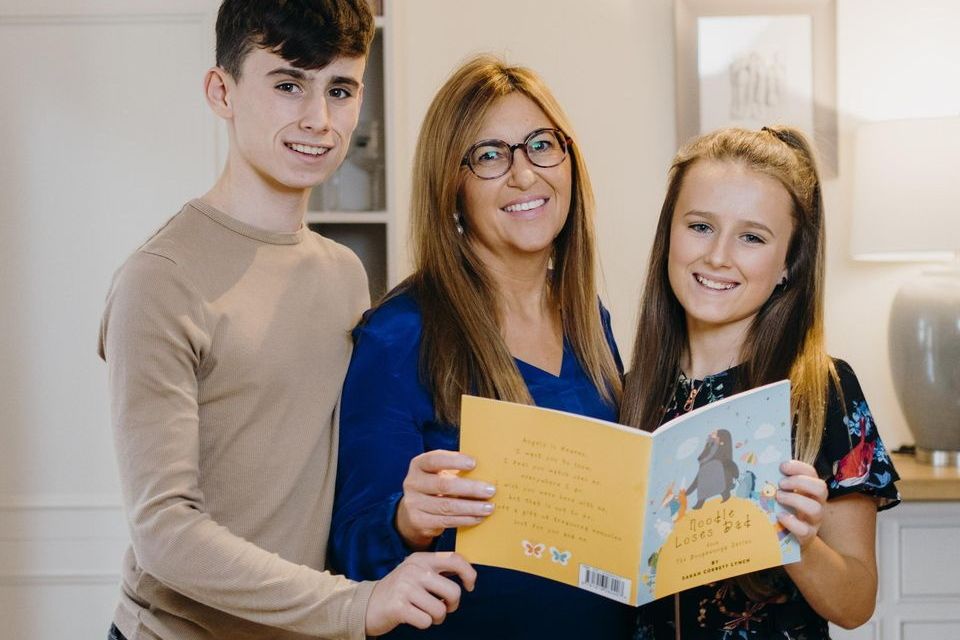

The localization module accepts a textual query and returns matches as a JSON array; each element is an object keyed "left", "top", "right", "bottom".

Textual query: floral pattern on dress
[
  {"left": 633, "top": 359, "right": 900, "bottom": 639},
  {"left": 664, "top": 369, "right": 731, "bottom": 419}
]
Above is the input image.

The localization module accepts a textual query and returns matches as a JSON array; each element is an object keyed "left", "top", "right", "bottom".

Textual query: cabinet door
[
  {"left": 899, "top": 525, "right": 960, "bottom": 598},
  {"left": 901, "top": 621, "right": 960, "bottom": 640},
  {"left": 873, "top": 502, "right": 960, "bottom": 640}
]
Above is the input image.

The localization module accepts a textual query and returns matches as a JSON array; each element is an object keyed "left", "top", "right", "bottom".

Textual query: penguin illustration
[{"left": 686, "top": 429, "right": 740, "bottom": 510}]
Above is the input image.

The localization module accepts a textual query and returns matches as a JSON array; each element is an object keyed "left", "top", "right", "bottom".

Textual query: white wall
[
  {"left": 388, "top": 0, "right": 960, "bottom": 451},
  {"left": 0, "top": 0, "right": 221, "bottom": 633},
  {"left": 830, "top": 0, "right": 960, "bottom": 450},
  {"left": 387, "top": 0, "right": 676, "bottom": 368}
]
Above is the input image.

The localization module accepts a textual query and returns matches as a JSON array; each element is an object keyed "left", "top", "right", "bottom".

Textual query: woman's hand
[
  {"left": 776, "top": 459, "right": 829, "bottom": 549},
  {"left": 396, "top": 450, "right": 496, "bottom": 549}
]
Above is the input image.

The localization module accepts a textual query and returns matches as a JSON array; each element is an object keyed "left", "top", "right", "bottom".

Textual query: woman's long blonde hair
[
  {"left": 621, "top": 126, "right": 839, "bottom": 465},
  {"left": 388, "top": 54, "right": 621, "bottom": 425}
]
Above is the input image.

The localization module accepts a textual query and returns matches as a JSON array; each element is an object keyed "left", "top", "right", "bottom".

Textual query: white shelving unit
[
  {"left": 305, "top": 211, "right": 389, "bottom": 224},
  {"left": 307, "top": 9, "right": 391, "bottom": 301}
]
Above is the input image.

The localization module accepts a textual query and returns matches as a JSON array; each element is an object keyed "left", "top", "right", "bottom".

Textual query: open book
[{"left": 456, "top": 380, "right": 800, "bottom": 605}]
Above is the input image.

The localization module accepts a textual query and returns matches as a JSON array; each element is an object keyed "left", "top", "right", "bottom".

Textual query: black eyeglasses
[{"left": 461, "top": 128, "right": 571, "bottom": 179}]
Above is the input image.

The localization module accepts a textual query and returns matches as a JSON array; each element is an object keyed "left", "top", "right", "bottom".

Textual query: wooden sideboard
[{"left": 888, "top": 452, "right": 960, "bottom": 501}]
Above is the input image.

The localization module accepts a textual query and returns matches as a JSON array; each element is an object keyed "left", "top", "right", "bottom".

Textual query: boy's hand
[{"left": 364, "top": 552, "right": 477, "bottom": 636}]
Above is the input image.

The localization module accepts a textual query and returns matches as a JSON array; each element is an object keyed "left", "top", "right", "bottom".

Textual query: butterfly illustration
[
  {"left": 549, "top": 546, "right": 571, "bottom": 566},
  {"left": 521, "top": 540, "right": 545, "bottom": 558}
]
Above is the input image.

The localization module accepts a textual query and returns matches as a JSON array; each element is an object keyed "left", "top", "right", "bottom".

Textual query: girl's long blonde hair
[{"left": 621, "top": 126, "right": 839, "bottom": 465}]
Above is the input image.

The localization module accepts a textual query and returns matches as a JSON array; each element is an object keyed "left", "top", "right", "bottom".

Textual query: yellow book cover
[{"left": 456, "top": 380, "right": 799, "bottom": 605}]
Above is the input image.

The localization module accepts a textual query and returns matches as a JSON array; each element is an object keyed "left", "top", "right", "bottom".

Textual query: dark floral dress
[{"left": 633, "top": 359, "right": 900, "bottom": 640}]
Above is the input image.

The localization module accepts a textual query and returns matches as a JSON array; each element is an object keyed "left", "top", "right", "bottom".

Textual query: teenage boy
[{"left": 99, "top": 2, "right": 474, "bottom": 639}]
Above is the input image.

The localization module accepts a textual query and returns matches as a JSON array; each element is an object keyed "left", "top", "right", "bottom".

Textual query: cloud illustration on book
[
  {"left": 758, "top": 444, "right": 782, "bottom": 465},
  {"left": 675, "top": 436, "right": 700, "bottom": 460},
  {"left": 754, "top": 422, "right": 775, "bottom": 439}
]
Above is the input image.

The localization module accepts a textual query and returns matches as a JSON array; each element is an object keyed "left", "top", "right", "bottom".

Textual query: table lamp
[{"left": 850, "top": 116, "right": 960, "bottom": 466}]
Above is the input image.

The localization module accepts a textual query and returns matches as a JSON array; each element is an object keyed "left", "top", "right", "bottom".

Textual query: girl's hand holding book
[{"left": 776, "top": 460, "right": 829, "bottom": 549}]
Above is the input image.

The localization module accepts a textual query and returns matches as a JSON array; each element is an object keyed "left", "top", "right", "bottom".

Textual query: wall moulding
[{"left": 0, "top": 496, "right": 128, "bottom": 583}]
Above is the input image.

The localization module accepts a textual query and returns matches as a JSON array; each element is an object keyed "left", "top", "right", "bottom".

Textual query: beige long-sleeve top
[{"left": 99, "top": 200, "right": 375, "bottom": 640}]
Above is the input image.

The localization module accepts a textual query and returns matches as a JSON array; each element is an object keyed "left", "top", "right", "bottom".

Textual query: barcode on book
[{"left": 578, "top": 564, "right": 631, "bottom": 604}]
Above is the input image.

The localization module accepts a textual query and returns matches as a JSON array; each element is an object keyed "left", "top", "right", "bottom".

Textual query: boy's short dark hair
[{"left": 216, "top": 0, "right": 375, "bottom": 78}]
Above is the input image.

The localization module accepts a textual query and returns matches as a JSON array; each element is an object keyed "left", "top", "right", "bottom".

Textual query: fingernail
[
  {"left": 483, "top": 485, "right": 496, "bottom": 496},
  {"left": 482, "top": 503, "right": 494, "bottom": 513}
]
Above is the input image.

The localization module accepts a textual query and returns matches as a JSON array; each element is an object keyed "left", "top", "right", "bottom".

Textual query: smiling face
[
  {"left": 668, "top": 159, "right": 794, "bottom": 343},
  {"left": 221, "top": 47, "right": 365, "bottom": 194},
  {"left": 458, "top": 92, "right": 572, "bottom": 270}
]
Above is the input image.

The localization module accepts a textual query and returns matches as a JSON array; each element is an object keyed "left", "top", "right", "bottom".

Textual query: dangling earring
[
  {"left": 453, "top": 212, "right": 464, "bottom": 236},
  {"left": 775, "top": 275, "right": 788, "bottom": 292}
]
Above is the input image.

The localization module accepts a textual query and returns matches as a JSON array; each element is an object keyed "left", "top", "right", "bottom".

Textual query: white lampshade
[
  {"left": 850, "top": 116, "right": 960, "bottom": 262},
  {"left": 850, "top": 116, "right": 960, "bottom": 466}
]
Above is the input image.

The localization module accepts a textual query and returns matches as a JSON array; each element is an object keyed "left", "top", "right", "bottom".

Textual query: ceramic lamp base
[
  {"left": 916, "top": 448, "right": 960, "bottom": 467},
  {"left": 888, "top": 268, "right": 960, "bottom": 466}
]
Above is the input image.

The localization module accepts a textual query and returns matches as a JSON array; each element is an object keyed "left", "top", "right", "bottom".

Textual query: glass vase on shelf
[
  {"left": 307, "top": 119, "right": 383, "bottom": 213},
  {"left": 347, "top": 119, "right": 384, "bottom": 211},
  {"left": 309, "top": 169, "right": 340, "bottom": 212}
]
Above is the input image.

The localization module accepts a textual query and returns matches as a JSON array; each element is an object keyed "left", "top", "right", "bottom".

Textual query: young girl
[{"left": 622, "top": 126, "right": 900, "bottom": 639}]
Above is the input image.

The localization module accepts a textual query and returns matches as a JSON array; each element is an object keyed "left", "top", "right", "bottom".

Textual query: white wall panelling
[
  {"left": 0, "top": 0, "right": 219, "bottom": 631},
  {"left": 0, "top": 499, "right": 128, "bottom": 635},
  {"left": 0, "top": 500, "right": 126, "bottom": 582},
  {"left": 1, "top": 581, "right": 122, "bottom": 638},
  {"left": 0, "top": 1, "right": 220, "bottom": 497}
]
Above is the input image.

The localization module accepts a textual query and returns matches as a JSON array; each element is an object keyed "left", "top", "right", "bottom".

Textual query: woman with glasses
[{"left": 329, "top": 54, "right": 633, "bottom": 638}]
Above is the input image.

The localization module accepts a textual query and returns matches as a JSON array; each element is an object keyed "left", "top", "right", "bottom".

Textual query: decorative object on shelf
[
  {"left": 316, "top": 171, "right": 341, "bottom": 211},
  {"left": 304, "top": 20, "right": 389, "bottom": 298},
  {"left": 311, "top": 119, "right": 383, "bottom": 213},
  {"left": 851, "top": 116, "right": 960, "bottom": 467},
  {"left": 327, "top": 119, "right": 382, "bottom": 212},
  {"left": 674, "top": 0, "right": 837, "bottom": 176},
  {"left": 349, "top": 119, "right": 384, "bottom": 210}
]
